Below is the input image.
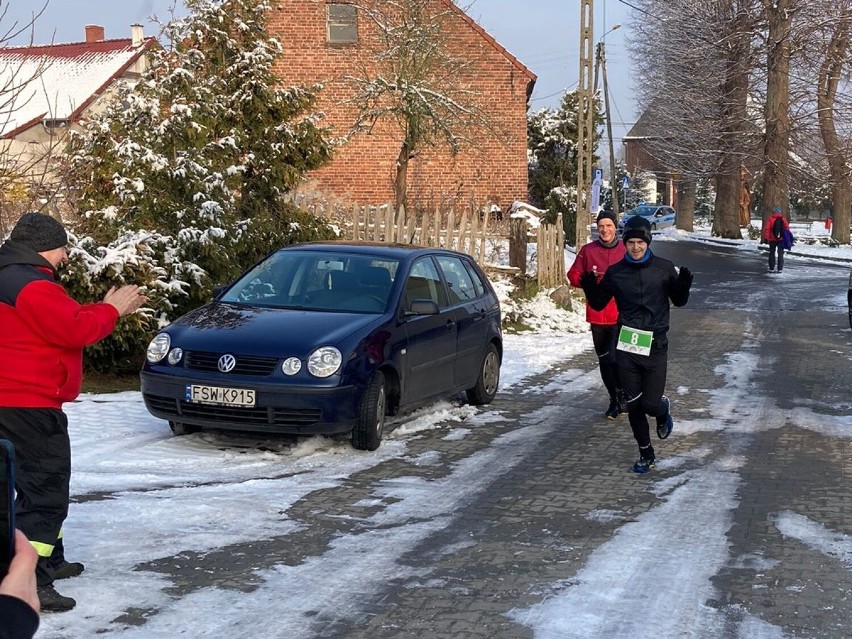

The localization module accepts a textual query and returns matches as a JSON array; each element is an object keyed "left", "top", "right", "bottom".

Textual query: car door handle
[{"left": 446, "top": 320, "right": 456, "bottom": 330}]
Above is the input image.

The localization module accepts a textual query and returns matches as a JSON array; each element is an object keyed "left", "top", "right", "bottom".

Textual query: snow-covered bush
[{"left": 65, "top": 0, "right": 335, "bottom": 371}]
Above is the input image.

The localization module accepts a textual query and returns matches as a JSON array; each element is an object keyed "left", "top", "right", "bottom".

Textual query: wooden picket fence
[
  {"left": 288, "top": 195, "right": 566, "bottom": 288},
  {"left": 536, "top": 214, "right": 565, "bottom": 288},
  {"left": 289, "top": 197, "right": 505, "bottom": 265}
]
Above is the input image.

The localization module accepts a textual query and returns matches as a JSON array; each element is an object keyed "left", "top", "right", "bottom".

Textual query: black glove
[
  {"left": 677, "top": 266, "right": 693, "bottom": 287},
  {"left": 580, "top": 271, "right": 597, "bottom": 293}
]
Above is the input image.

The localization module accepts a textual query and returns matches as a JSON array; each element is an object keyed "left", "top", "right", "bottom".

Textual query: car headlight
[
  {"left": 307, "top": 346, "right": 342, "bottom": 378},
  {"left": 146, "top": 333, "right": 171, "bottom": 363},
  {"left": 167, "top": 348, "right": 184, "bottom": 365},
  {"left": 281, "top": 357, "right": 302, "bottom": 376}
]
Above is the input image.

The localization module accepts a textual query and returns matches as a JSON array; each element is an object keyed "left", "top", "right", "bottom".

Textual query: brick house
[
  {"left": 0, "top": 25, "right": 155, "bottom": 224},
  {"left": 623, "top": 106, "right": 678, "bottom": 208},
  {"left": 270, "top": 0, "right": 536, "bottom": 211}
]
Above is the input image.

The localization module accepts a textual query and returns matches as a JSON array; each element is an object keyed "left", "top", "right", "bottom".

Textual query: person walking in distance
[
  {"left": 0, "top": 212, "right": 147, "bottom": 612},
  {"left": 763, "top": 206, "right": 789, "bottom": 273},
  {"left": 567, "top": 210, "right": 626, "bottom": 419},
  {"left": 580, "top": 215, "right": 692, "bottom": 473}
]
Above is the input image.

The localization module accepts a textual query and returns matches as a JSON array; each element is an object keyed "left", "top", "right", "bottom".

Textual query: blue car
[
  {"left": 618, "top": 204, "right": 677, "bottom": 232},
  {"left": 140, "top": 242, "right": 502, "bottom": 450}
]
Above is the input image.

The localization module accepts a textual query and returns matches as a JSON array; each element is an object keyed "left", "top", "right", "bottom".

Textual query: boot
[
  {"left": 656, "top": 395, "right": 673, "bottom": 439},
  {"left": 604, "top": 398, "right": 619, "bottom": 419},
  {"left": 54, "top": 560, "right": 85, "bottom": 580},
  {"left": 37, "top": 583, "right": 77, "bottom": 612}
]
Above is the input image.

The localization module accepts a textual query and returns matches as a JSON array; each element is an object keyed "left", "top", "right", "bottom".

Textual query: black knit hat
[
  {"left": 596, "top": 210, "right": 617, "bottom": 227},
  {"left": 9, "top": 212, "right": 68, "bottom": 252},
  {"left": 621, "top": 215, "right": 652, "bottom": 244}
]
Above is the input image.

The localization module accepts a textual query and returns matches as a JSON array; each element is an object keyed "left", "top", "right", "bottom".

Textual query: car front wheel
[
  {"left": 352, "top": 371, "right": 386, "bottom": 451},
  {"left": 466, "top": 343, "right": 500, "bottom": 405}
]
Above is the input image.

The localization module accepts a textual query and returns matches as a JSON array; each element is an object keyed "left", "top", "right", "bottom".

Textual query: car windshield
[{"left": 220, "top": 250, "right": 400, "bottom": 313}]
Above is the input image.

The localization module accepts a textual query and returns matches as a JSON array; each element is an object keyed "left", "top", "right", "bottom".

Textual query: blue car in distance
[
  {"left": 618, "top": 204, "right": 678, "bottom": 232},
  {"left": 140, "top": 242, "right": 502, "bottom": 450}
]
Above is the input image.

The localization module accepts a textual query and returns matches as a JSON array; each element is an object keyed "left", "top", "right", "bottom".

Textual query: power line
[{"left": 613, "top": 0, "right": 665, "bottom": 22}]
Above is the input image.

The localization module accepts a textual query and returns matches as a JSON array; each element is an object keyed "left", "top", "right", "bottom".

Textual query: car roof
[{"left": 276, "top": 241, "right": 471, "bottom": 260}]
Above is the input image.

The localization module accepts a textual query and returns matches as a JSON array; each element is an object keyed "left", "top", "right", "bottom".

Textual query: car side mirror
[
  {"left": 212, "top": 284, "right": 228, "bottom": 299},
  {"left": 405, "top": 299, "right": 440, "bottom": 317}
]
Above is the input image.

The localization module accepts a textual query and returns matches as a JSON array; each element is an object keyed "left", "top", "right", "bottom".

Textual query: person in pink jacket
[{"left": 567, "top": 210, "right": 626, "bottom": 418}]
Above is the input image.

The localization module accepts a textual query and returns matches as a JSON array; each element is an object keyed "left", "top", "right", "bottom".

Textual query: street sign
[{"left": 622, "top": 176, "right": 630, "bottom": 189}]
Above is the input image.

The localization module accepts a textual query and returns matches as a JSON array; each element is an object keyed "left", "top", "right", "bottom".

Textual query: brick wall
[{"left": 269, "top": 0, "right": 533, "bottom": 210}]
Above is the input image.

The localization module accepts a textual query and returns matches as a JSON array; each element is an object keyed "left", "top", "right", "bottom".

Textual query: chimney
[
  {"left": 85, "top": 24, "right": 105, "bottom": 43},
  {"left": 131, "top": 24, "right": 144, "bottom": 46}
]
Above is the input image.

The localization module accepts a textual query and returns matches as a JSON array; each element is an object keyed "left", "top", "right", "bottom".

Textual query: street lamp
[{"left": 596, "top": 24, "right": 621, "bottom": 217}]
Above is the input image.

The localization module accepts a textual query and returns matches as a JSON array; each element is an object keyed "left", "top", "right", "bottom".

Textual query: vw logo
[{"left": 217, "top": 354, "right": 237, "bottom": 373}]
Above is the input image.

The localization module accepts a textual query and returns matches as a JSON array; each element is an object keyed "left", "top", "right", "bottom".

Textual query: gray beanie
[
  {"left": 621, "top": 215, "right": 652, "bottom": 244},
  {"left": 9, "top": 212, "right": 68, "bottom": 252}
]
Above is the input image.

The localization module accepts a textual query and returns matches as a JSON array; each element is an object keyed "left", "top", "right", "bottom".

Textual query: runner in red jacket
[
  {"left": 567, "top": 210, "right": 626, "bottom": 419},
  {"left": 0, "top": 213, "right": 146, "bottom": 612}
]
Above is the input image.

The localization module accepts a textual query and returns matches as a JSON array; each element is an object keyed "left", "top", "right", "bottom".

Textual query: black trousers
[
  {"left": 617, "top": 346, "right": 668, "bottom": 455},
  {"left": 590, "top": 324, "right": 620, "bottom": 400},
  {"left": 0, "top": 407, "right": 70, "bottom": 586},
  {"left": 768, "top": 242, "right": 784, "bottom": 271}
]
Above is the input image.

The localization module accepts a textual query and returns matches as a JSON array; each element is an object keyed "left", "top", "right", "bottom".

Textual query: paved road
[{"left": 132, "top": 241, "right": 852, "bottom": 638}]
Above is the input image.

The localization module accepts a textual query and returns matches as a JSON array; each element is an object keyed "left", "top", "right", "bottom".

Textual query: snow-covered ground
[{"left": 34, "top": 224, "right": 852, "bottom": 637}]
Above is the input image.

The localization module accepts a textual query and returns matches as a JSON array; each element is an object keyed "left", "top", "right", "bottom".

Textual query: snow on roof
[
  {"left": 509, "top": 201, "right": 544, "bottom": 229},
  {"left": 0, "top": 38, "right": 151, "bottom": 137}
]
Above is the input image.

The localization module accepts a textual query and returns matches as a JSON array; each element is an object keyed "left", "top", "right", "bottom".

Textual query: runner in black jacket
[{"left": 581, "top": 215, "right": 692, "bottom": 473}]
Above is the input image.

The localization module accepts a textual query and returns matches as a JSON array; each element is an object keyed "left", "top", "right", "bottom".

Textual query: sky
[
  {"left": 31, "top": 221, "right": 852, "bottom": 638},
  {"left": 3, "top": 0, "right": 637, "bottom": 145}
]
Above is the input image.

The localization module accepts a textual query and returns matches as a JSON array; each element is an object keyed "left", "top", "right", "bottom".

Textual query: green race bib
[{"left": 617, "top": 325, "right": 654, "bottom": 356}]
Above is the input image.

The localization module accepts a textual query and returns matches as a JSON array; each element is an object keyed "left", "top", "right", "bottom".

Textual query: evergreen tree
[
  {"left": 66, "top": 0, "right": 335, "bottom": 372},
  {"left": 527, "top": 91, "right": 601, "bottom": 242}
]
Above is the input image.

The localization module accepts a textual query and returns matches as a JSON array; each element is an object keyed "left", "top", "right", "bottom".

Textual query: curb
[{"left": 687, "top": 235, "right": 852, "bottom": 264}]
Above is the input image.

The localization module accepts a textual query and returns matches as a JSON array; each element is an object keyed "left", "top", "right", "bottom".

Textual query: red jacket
[
  {"left": 762, "top": 213, "right": 789, "bottom": 243},
  {"left": 566, "top": 238, "right": 625, "bottom": 324},
  {"left": 0, "top": 241, "right": 119, "bottom": 409}
]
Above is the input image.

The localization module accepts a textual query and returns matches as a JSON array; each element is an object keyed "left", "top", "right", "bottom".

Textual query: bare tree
[
  {"left": 758, "top": 0, "right": 800, "bottom": 225},
  {"left": 815, "top": 4, "right": 852, "bottom": 244},
  {"left": 343, "top": 0, "right": 488, "bottom": 210},
  {"left": 0, "top": 1, "right": 65, "bottom": 233},
  {"left": 628, "top": 0, "right": 762, "bottom": 238}
]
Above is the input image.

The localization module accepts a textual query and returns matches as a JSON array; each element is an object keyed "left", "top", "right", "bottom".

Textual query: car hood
[{"left": 165, "top": 302, "right": 387, "bottom": 356}]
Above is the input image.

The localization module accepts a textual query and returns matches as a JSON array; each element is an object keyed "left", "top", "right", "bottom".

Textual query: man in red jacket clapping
[{"left": 0, "top": 213, "right": 146, "bottom": 612}]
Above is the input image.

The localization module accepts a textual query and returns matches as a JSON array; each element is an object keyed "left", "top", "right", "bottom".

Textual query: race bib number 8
[{"left": 617, "top": 326, "right": 654, "bottom": 356}]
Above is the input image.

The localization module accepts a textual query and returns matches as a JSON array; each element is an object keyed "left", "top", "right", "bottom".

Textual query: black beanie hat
[
  {"left": 596, "top": 210, "right": 617, "bottom": 226},
  {"left": 9, "top": 212, "right": 68, "bottom": 252},
  {"left": 621, "top": 215, "right": 652, "bottom": 244}
]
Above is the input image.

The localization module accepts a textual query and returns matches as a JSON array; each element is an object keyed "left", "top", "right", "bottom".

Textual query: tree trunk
[
  {"left": 817, "top": 15, "right": 852, "bottom": 246},
  {"left": 677, "top": 180, "right": 696, "bottom": 232},
  {"left": 759, "top": 0, "right": 794, "bottom": 226},
  {"left": 394, "top": 142, "right": 411, "bottom": 211},
  {"left": 713, "top": 8, "right": 751, "bottom": 239}
]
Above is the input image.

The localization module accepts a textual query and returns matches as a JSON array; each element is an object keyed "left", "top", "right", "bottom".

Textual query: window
[
  {"left": 435, "top": 256, "right": 477, "bottom": 304},
  {"left": 406, "top": 257, "right": 448, "bottom": 309},
  {"left": 327, "top": 3, "right": 357, "bottom": 44}
]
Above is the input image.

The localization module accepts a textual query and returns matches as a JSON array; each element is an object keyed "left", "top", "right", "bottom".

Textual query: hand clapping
[{"left": 103, "top": 285, "right": 148, "bottom": 317}]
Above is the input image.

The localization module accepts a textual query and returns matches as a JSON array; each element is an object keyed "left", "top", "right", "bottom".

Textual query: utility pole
[
  {"left": 575, "top": 0, "right": 594, "bottom": 248},
  {"left": 600, "top": 40, "right": 619, "bottom": 218}
]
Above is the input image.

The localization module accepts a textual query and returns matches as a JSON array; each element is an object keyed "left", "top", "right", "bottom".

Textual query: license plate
[{"left": 186, "top": 384, "right": 256, "bottom": 407}]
